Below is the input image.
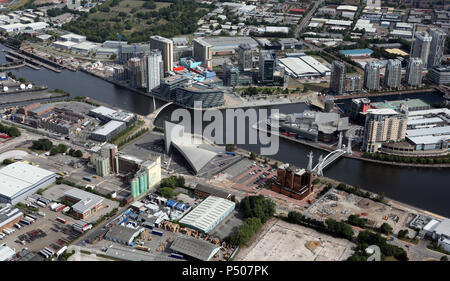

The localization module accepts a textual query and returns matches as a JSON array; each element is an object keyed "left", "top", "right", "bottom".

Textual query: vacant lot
[{"left": 236, "top": 219, "right": 355, "bottom": 261}]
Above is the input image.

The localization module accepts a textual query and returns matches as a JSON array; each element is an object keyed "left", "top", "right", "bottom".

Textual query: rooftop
[
  {"left": 64, "top": 188, "right": 104, "bottom": 214},
  {"left": 194, "top": 184, "right": 230, "bottom": 199},
  {"left": 91, "top": 120, "right": 125, "bottom": 137},
  {"left": 169, "top": 236, "right": 221, "bottom": 261}
]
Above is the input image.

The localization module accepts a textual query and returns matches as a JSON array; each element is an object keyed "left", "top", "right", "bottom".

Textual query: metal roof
[
  {"left": 64, "top": 188, "right": 104, "bottom": 214},
  {"left": 0, "top": 162, "right": 56, "bottom": 198},
  {"left": 0, "top": 246, "right": 15, "bottom": 261},
  {"left": 406, "top": 126, "right": 450, "bottom": 137},
  {"left": 0, "top": 205, "right": 23, "bottom": 228},
  {"left": 194, "top": 184, "right": 230, "bottom": 199},
  {"left": 434, "top": 219, "right": 450, "bottom": 237},
  {"left": 169, "top": 236, "right": 221, "bottom": 261},
  {"left": 179, "top": 196, "right": 235, "bottom": 233},
  {"left": 91, "top": 120, "right": 125, "bottom": 137},
  {"left": 105, "top": 225, "right": 143, "bottom": 244}
]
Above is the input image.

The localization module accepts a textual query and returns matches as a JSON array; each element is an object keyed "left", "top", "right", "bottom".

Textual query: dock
[{"left": 4, "top": 49, "right": 62, "bottom": 73}]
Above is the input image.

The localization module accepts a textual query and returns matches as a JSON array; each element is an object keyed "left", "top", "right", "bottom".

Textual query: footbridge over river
[{"left": 309, "top": 132, "right": 353, "bottom": 176}]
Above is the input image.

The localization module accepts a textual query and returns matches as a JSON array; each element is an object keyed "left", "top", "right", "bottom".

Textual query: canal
[{"left": 1, "top": 44, "right": 450, "bottom": 217}]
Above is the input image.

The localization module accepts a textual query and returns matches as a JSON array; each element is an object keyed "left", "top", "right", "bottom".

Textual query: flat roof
[
  {"left": 91, "top": 120, "right": 125, "bottom": 136},
  {"left": 169, "top": 236, "right": 221, "bottom": 261},
  {"left": 279, "top": 57, "right": 319, "bottom": 77},
  {"left": 179, "top": 195, "right": 235, "bottom": 233},
  {"left": 194, "top": 184, "right": 230, "bottom": 199},
  {"left": 434, "top": 219, "right": 450, "bottom": 237},
  {"left": 366, "top": 108, "right": 399, "bottom": 115},
  {"left": 0, "top": 205, "right": 23, "bottom": 227},
  {"left": 0, "top": 162, "right": 56, "bottom": 198},
  {"left": 407, "top": 117, "right": 443, "bottom": 126},
  {"left": 406, "top": 126, "right": 450, "bottom": 137},
  {"left": 339, "top": 49, "right": 374, "bottom": 55},
  {"left": 64, "top": 188, "right": 104, "bottom": 214},
  {"left": 407, "top": 135, "right": 450, "bottom": 145}
]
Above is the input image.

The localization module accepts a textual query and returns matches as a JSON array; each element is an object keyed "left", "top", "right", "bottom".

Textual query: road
[{"left": 295, "top": 0, "right": 324, "bottom": 38}]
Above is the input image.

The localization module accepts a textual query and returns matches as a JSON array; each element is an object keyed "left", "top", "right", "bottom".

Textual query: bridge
[
  {"left": 143, "top": 98, "right": 173, "bottom": 129},
  {"left": 308, "top": 132, "right": 353, "bottom": 176}
]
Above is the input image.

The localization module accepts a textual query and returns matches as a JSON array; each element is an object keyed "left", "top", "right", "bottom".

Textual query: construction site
[
  {"left": 306, "top": 188, "right": 415, "bottom": 234},
  {"left": 235, "top": 219, "right": 355, "bottom": 261}
]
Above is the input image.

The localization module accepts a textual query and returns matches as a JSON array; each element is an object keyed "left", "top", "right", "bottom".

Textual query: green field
[{"left": 63, "top": 0, "right": 213, "bottom": 43}]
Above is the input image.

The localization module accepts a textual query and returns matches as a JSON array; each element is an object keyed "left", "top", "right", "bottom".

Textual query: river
[{"left": 1, "top": 44, "right": 450, "bottom": 217}]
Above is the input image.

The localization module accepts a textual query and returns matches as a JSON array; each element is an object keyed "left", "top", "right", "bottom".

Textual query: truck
[
  {"left": 62, "top": 206, "right": 70, "bottom": 214},
  {"left": 151, "top": 230, "right": 163, "bottom": 236},
  {"left": 56, "top": 217, "right": 67, "bottom": 224},
  {"left": 36, "top": 201, "right": 46, "bottom": 208}
]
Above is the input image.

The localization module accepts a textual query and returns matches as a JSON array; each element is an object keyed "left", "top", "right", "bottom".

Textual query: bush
[
  {"left": 227, "top": 217, "right": 263, "bottom": 246},
  {"left": 0, "top": 123, "right": 21, "bottom": 137},
  {"left": 347, "top": 214, "right": 366, "bottom": 227},
  {"left": 397, "top": 229, "right": 408, "bottom": 239},
  {"left": 158, "top": 187, "right": 177, "bottom": 199},
  {"left": 2, "top": 159, "right": 14, "bottom": 165},
  {"left": 287, "top": 211, "right": 303, "bottom": 225},
  {"left": 379, "top": 222, "right": 393, "bottom": 234}
]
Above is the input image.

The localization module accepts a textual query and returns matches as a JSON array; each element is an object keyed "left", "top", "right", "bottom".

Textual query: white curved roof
[{"left": 164, "top": 122, "right": 219, "bottom": 174}]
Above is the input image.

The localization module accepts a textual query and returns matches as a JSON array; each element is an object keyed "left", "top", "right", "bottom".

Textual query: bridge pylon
[
  {"left": 307, "top": 151, "right": 313, "bottom": 172},
  {"left": 346, "top": 135, "right": 352, "bottom": 154},
  {"left": 317, "top": 154, "right": 324, "bottom": 176},
  {"left": 337, "top": 132, "right": 343, "bottom": 149}
]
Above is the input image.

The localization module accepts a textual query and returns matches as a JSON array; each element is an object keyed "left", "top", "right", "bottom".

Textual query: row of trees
[
  {"left": 32, "top": 138, "right": 82, "bottom": 157},
  {"left": 348, "top": 231, "right": 408, "bottom": 261},
  {"left": 363, "top": 152, "right": 450, "bottom": 165},
  {"left": 157, "top": 176, "right": 186, "bottom": 199}
]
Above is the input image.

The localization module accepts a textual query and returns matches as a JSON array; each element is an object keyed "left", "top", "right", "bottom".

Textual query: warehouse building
[
  {"left": 0, "top": 245, "right": 15, "bottom": 261},
  {"left": 279, "top": 56, "right": 330, "bottom": 78},
  {"left": 64, "top": 188, "right": 104, "bottom": 219},
  {"left": 169, "top": 236, "right": 221, "bottom": 261},
  {"left": 0, "top": 205, "right": 24, "bottom": 232},
  {"left": 88, "top": 106, "right": 136, "bottom": 125},
  {"left": 179, "top": 195, "right": 235, "bottom": 233},
  {"left": 0, "top": 162, "right": 57, "bottom": 204},
  {"left": 201, "top": 36, "right": 258, "bottom": 55},
  {"left": 105, "top": 225, "right": 144, "bottom": 246}
]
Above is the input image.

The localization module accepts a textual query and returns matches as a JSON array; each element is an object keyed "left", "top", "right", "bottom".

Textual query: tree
[
  {"left": 441, "top": 255, "right": 448, "bottom": 261},
  {"left": 249, "top": 152, "right": 257, "bottom": 160},
  {"left": 287, "top": 211, "right": 303, "bottom": 224},
  {"left": 225, "top": 144, "right": 237, "bottom": 152},
  {"left": 32, "top": 138, "right": 53, "bottom": 151},
  {"left": 73, "top": 150, "right": 83, "bottom": 157},
  {"left": 240, "top": 195, "right": 275, "bottom": 223},
  {"left": 159, "top": 187, "right": 177, "bottom": 199},
  {"left": 397, "top": 229, "right": 408, "bottom": 239},
  {"left": 348, "top": 214, "right": 366, "bottom": 227},
  {"left": 379, "top": 222, "right": 393, "bottom": 234},
  {"left": 2, "top": 159, "right": 14, "bottom": 165}
]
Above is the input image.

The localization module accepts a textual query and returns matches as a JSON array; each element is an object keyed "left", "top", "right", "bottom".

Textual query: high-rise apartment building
[
  {"left": 384, "top": 59, "right": 402, "bottom": 89},
  {"left": 362, "top": 109, "right": 407, "bottom": 153},
  {"left": 193, "top": 38, "right": 213, "bottom": 69},
  {"left": 149, "top": 35, "right": 174, "bottom": 75},
  {"left": 237, "top": 43, "right": 253, "bottom": 72},
  {"left": 345, "top": 75, "right": 362, "bottom": 93},
  {"left": 128, "top": 57, "right": 147, "bottom": 89},
  {"left": 427, "top": 28, "right": 447, "bottom": 69},
  {"left": 406, "top": 57, "right": 423, "bottom": 86},
  {"left": 364, "top": 61, "right": 381, "bottom": 90},
  {"left": 146, "top": 50, "right": 163, "bottom": 92},
  {"left": 411, "top": 31, "right": 431, "bottom": 68},
  {"left": 330, "top": 61, "right": 346, "bottom": 95},
  {"left": 259, "top": 50, "right": 275, "bottom": 83}
]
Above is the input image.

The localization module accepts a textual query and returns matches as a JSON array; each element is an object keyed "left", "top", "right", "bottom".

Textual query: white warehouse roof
[
  {"left": 0, "top": 162, "right": 56, "bottom": 198},
  {"left": 91, "top": 120, "right": 125, "bottom": 137},
  {"left": 64, "top": 188, "right": 104, "bottom": 214},
  {"left": 179, "top": 196, "right": 235, "bottom": 233}
]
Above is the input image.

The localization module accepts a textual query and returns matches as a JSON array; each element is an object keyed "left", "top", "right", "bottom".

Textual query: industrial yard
[{"left": 235, "top": 219, "right": 355, "bottom": 261}]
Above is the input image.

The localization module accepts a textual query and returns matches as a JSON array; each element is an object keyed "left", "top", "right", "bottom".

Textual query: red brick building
[{"left": 271, "top": 165, "right": 313, "bottom": 200}]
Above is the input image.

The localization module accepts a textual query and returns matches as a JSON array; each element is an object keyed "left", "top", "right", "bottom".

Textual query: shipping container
[
  {"left": 56, "top": 217, "right": 67, "bottom": 224},
  {"left": 170, "top": 253, "right": 184, "bottom": 260},
  {"left": 151, "top": 230, "right": 163, "bottom": 236},
  {"left": 36, "top": 201, "right": 46, "bottom": 208}
]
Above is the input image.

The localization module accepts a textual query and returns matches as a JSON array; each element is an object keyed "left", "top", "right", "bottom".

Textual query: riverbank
[{"left": 253, "top": 121, "right": 450, "bottom": 169}]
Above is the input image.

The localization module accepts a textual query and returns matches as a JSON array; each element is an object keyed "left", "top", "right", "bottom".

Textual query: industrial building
[
  {"left": 169, "top": 236, "right": 221, "bottom": 261},
  {"left": 0, "top": 205, "right": 24, "bottom": 232},
  {"left": 130, "top": 158, "right": 162, "bottom": 199},
  {"left": 339, "top": 49, "right": 374, "bottom": 58},
  {"left": 0, "top": 162, "right": 57, "bottom": 204},
  {"left": 279, "top": 56, "right": 330, "bottom": 79},
  {"left": 64, "top": 188, "right": 104, "bottom": 219},
  {"left": 0, "top": 245, "right": 15, "bottom": 261},
  {"left": 193, "top": 183, "right": 231, "bottom": 200},
  {"left": 271, "top": 163, "right": 313, "bottom": 201},
  {"left": 88, "top": 106, "right": 136, "bottom": 125},
  {"left": 202, "top": 36, "right": 258, "bottom": 56},
  {"left": 105, "top": 225, "right": 144, "bottom": 246},
  {"left": 179, "top": 195, "right": 235, "bottom": 233}
]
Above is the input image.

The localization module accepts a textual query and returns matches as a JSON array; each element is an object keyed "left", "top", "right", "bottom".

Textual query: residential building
[
  {"left": 149, "top": 35, "right": 174, "bottom": 75},
  {"left": 146, "top": 50, "right": 163, "bottom": 92},
  {"left": 237, "top": 43, "right": 253, "bottom": 72},
  {"left": 384, "top": 59, "right": 402, "bottom": 89},
  {"left": 427, "top": 28, "right": 447, "bottom": 69},
  {"left": 128, "top": 57, "right": 147, "bottom": 89},
  {"left": 330, "top": 61, "right": 346, "bottom": 95},
  {"left": 362, "top": 109, "right": 407, "bottom": 152},
  {"left": 345, "top": 75, "right": 362, "bottom": 93},
  {"left": 364, "top": 61, "right": 381, "bottom": 90},
  {"left": 411, "top": 31, "right": 431, "bottom": 68},
  {"left": 406, "top": 58, "right": 423, "bottom": 86},
  {"left": 193, "top": 38, "right": 213, "bottom": 69}
]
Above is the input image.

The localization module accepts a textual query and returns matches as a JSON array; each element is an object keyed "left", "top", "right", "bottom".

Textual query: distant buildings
[
  {"left": 149, "top": 35, "right": 174, "bottom": 75},
  {"left": 406, "top": 58, "right": 423, "bottom": 87},
  {"left": 330, "top": 61, "right": 346, "bottom": 95},
  {"left": 384, "top": 59, "right": 402, "bottom": 89},
  {"left": 427, "top": 28, "right": 447, "bottom": 69},
  {"left": 193, "top": 38, "right": 213, "bottom": 69},
  {"left": 364, "top": 61, "right": 381, "bottom": 91},
  {"left": 362, "top": 108, "right": 407, "bottom": 152},
  {"left": 411, "top": 31, "right": 431, "bottom": 68},
  {"left": 259, "top": 50, "right": 275, "bottom": 83},
  {"left": 146, "top": 50, "right": 163, "bottom": 92}
]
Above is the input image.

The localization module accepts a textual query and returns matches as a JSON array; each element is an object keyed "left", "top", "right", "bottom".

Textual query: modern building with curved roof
[{"left": 164, "top": 121, "right": 223, "bottom": 174}]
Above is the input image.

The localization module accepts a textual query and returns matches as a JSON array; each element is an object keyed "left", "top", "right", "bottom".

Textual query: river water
[{"left": 2, "top": 44, "right": 450, "bottom": 217}]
